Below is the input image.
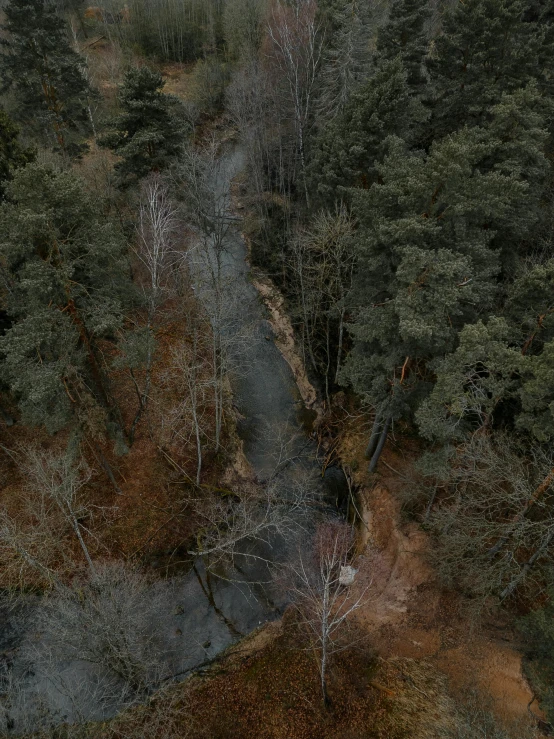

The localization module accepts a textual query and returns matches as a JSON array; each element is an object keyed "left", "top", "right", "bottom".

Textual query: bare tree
[
  {"left": 266, "top": 0, "right": 324, "bottom": 207},
  {"left": 0, "top": 507, "right": 60, "bottom": 587},
  {"left": 420, "top": 433, "right": 554, "bottom": 607},
  {"left": 187, "top": 475, "right": 314, "bottom": 570},
  {"left": 284, "top": 520, "right": 366, "bottom": 704},
  {"left": 289, "top": 205, "right": 356, "bottom": 402},
  {"left": 226, "top": 60, "right": 277, "bottom": 210},
  {"left": 159, "top": 320, "right": 214, "bottom": 486},
  {"left": 27, "top": 562, "right": 173, "bottom": 707},
  {"left": 176, "top": 142, "right": 255, "bottom": 452},
  {"left": 23, "top": 445, "right": 96, "bottom": 573},
  {"left": 125, "top": 174, "right": 182, "bottom": 445}
]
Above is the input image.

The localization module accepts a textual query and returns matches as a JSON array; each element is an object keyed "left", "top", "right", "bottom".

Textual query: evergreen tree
[
  {"left": 427, "top": 0, "right": 549, "bottom": 138},
  {"left": 101, "top": 66, "right": 187, "bottom": 187},
  {"left": 416, "top": 259, "right": 554, "bottom": 444},
  {"left": 310, "top": 58, "right": 427, "bottom": 205},
  {"left": 518, "top": 340, "right": 554, "bottom": 442},
  {"left": 375, "top": 0, "right": 430, "bottom": 88},
  {"left": 520, "top": 591, "right": 554, "bottom": 724},
  {"left": 0, "top": 164, "right": 131, "bottom": 434},
  {"left": 0, "top": 108, "right": 35, "bottom": 200},
  {"left": 416, "top": 318, "right": 523, "bottom": 442},
  {"left": 343, "top": 88, "right": 548, "bottom": 436},
  {"left": 0, "top": 0, "right": 92, "bottom": 154},
  {"left": 316, "top": 0, "right": 372, "bottom": 122}
]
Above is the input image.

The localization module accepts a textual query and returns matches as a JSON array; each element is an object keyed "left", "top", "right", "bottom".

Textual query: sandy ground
[{"left": 351, "top": 478, "right": 542, "bottom": 729}]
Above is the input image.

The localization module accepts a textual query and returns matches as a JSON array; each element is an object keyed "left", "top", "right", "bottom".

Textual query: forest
[{"left": 0, "top": 0, "right": 554, "bottom": 736}]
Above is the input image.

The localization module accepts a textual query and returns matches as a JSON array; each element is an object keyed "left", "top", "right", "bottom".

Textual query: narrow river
[{"left": 0, "top": 144, "right": 327, "bottom": 733}]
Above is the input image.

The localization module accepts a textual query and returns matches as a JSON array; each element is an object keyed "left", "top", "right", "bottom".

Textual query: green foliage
[
  {"left": 376, "top": 0, "right": 430, "bottom": 87},
  {"left": 0, "top": 108, "right": 35, "bottom": 200},
  {"left": 100, "top": 66, "right": 187, "bottom": 187},
  {"left": 316, "top": 0, "right": 372, "bottom": 120},
  {"left": 310, "top": 58, "right": 427, "bottom": 204},
  {"left": 0, "top": 163, "right": 131, "bottom": 431},
  {"left": 427, "top": 0, "right": 550, "bottom": 137},
  {"left": 416, "top": 259, "right": 554, "bottom": 443},
  {"left": 416, "top": 318, "right": 523, "bottom": 442},
  {"left": 0, "top": 0, "right": 93, "bottom": 155},
  {"left": 506, "top": 258, "right": 554, "bottom": 348},
  {"left": 518, "top": 339, "right": 554, "bottom": 441},
  {"left": 342, "top": 99, "right": 544, "bottom": 418}
]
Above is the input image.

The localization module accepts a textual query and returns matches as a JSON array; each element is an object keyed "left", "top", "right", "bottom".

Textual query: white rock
[{"left": 339, "top": 565, "right": 357, "bottom": 586}]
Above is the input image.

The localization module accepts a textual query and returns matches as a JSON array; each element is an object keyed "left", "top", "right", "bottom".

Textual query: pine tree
[
  {"left": 0, "top": 164, "right": 131, "bottom": 434},
  {"left": 416, "top": 318, "right": 523, "bottom": 442},
  {"left": 316, "top": 0, "right": 372, "bottom": 122},
  {"left": 375, "top": 0, "right": 430, "bottom": 88},
  {"left": 0, "top": 108, "right": 35, "bottom": 200},
  {"left": 342, "top": 86, "right": 548, "bottom": 438},
  {"left": 0, "top": 0, "right": 92, "bottom": 154},
  {"left": 100, "top": 66, "right": 187, "bottom": 187},
  {"left": 427, "top": 0, "right": 548, "bottom": 138},
  {"left": 309, "top": 57, "right": 427, "bottom": 205}
]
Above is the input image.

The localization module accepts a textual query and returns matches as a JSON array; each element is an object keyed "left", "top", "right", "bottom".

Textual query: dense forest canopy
[{"left": 0, "top": 0, "right": 554, "bottom": 735}]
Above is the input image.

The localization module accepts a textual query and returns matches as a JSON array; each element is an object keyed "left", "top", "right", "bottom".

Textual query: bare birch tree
[
  {"left": 284, "top": 520, "right": 366, "bottom": 704},
  {"left": 125, "top": 174, "right": 181, "bottom": 445},
  {"left": 266, "top": 0, "right": 324, "bottom": 207}
]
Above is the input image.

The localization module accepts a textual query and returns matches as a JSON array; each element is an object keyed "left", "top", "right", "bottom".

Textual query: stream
[{"left": 0, "top": 144, "right": 345, "bottom": 733}]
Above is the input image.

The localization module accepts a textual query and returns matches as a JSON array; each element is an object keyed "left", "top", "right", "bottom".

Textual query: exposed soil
[
  {"left": 249, "top": 273, "right": 323, "bottom": 422},
  {"left": 344, "top": 441, "right": 543, "bottom": 731}
]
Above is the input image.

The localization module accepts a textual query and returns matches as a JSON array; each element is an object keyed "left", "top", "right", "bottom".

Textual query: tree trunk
[
  {"left": 368, "top": 416, "right": 391, "bottom": 473},
  {"left": 69, "top": 509, "right": 95, "bottom": 574},
  {"left": 500, "top": 527, "right": 554, "bottom": 600},
  {"left": 365, "top": 413, "right": 382, "bottom": 459}
]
